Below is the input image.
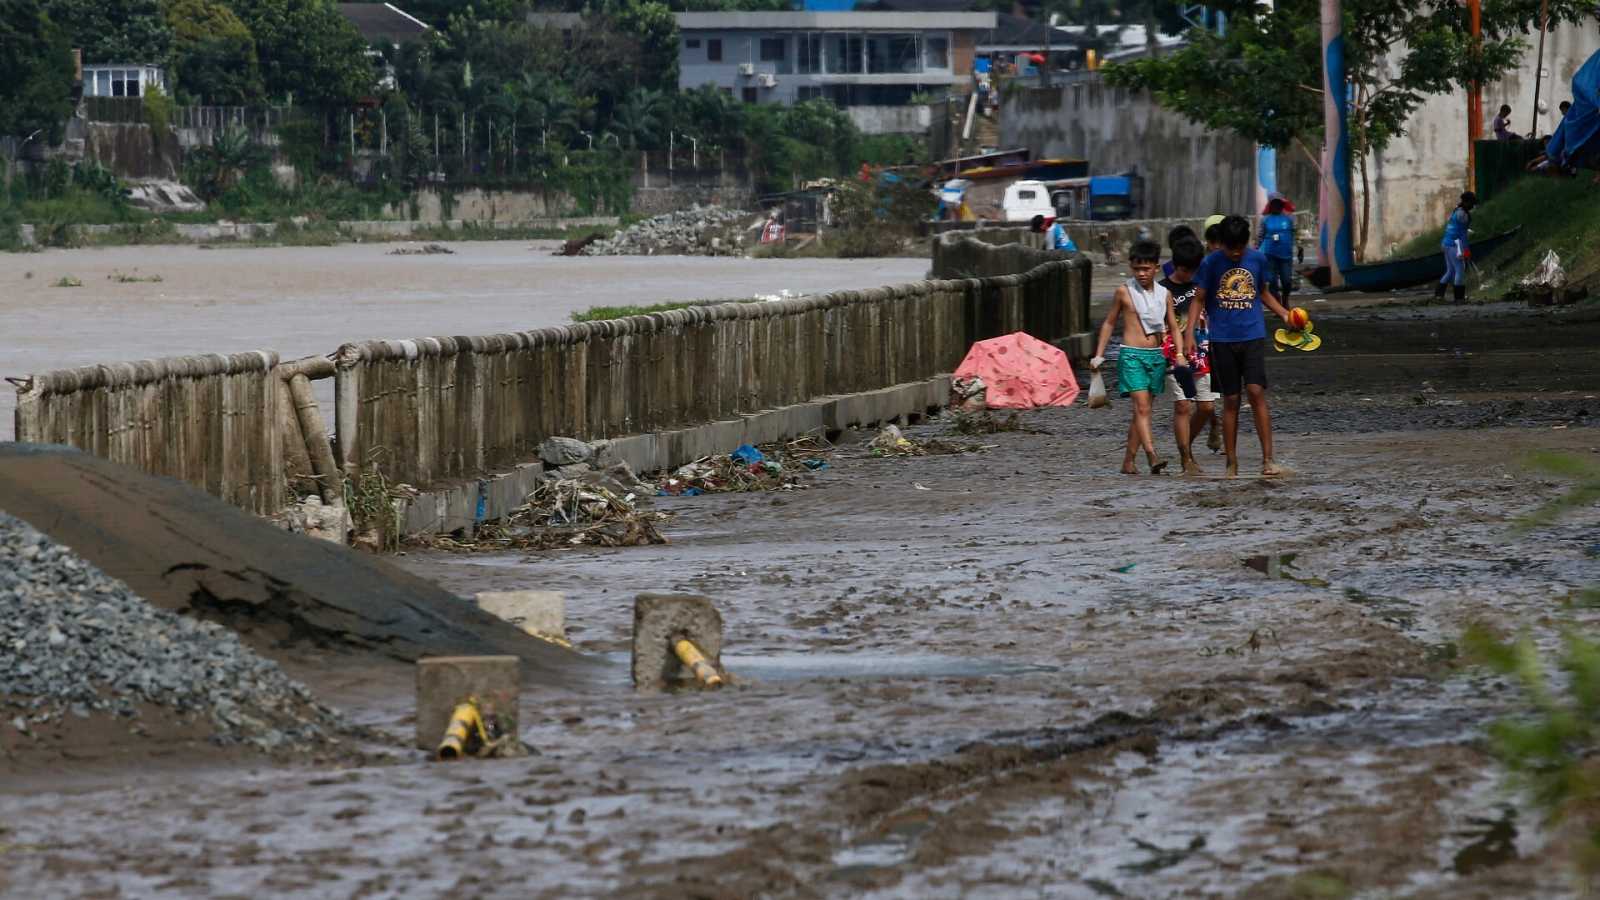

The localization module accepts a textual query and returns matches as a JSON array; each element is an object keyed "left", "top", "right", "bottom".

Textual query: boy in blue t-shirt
[
  {"left": 1256, "top": 198, "right": 1296, "bottom": 304},
  {"left": 1186, "top": 215, "right": 1294, "bottom": 477}
]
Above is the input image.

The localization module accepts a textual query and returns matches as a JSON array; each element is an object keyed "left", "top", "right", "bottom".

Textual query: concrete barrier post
[
  {"left": 415, "top": 655, "right": 520, "bottom": 751},
  {"left": 334, "top": 343, "right": 362, "bottom": 480},
  {"left": 632, "top": 593, "right": 725, "bottom": 693}
]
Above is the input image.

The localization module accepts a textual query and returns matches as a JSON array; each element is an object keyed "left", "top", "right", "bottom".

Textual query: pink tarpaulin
[{"left": 952, "top": 332, "right": 1080, "bottom": 409}]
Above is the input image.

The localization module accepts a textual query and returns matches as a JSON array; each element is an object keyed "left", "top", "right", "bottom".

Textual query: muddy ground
[{"left": 2, "top": 295, "right": 1598, "bottom": 897}]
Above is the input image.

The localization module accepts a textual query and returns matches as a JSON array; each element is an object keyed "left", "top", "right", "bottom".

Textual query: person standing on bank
[
  {"left": 1434, "top": 191, "right": 1476, "bottom": 305},
  {"left": 1256, "top": 197, "right": 1296, "bottom": 305}
]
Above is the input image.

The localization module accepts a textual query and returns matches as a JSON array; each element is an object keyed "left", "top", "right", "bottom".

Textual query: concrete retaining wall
[
  {"left": 1000, "top": 77, "right": 1320, "bottom": 221},
  {"left": 12, "top": 350, "right": 283, "bottom": 515},
  {"left": 14, "top": 216, "right": 619, "bottom": 248},
  {"left": 335, "top": 249, "right": 1089, "bottom": 490}
]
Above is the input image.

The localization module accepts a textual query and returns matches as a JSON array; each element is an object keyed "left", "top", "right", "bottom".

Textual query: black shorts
[{"left": 1209, "top": 338, "right": 1268, "bottom": 395}]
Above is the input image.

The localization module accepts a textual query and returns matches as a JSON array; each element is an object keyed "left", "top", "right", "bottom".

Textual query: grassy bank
[{"left": 1391, "top": 176, "right": 1600, "bottom": 290}]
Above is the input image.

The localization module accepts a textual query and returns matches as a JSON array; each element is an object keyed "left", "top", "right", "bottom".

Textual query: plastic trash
[
  {"left": 802, "top": 459, "right": 829, "bottom": 471},
  {"left": 730, "top": 444, "right": 765, "bottom": 465},
  {"left": 1087, "top": 371, "right": 1110, "bottom": 409}
]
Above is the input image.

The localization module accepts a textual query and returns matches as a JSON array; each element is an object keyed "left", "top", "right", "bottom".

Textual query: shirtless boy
[{"left": 1091, "top": 239, "right": 1185, "bottom": 475}]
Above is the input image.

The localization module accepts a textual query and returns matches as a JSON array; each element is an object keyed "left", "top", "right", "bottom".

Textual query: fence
[
  {"left": 11, "top": 351, "right": 282, "bottom": 515},
  {"left": 79, "top": 98, "right": 296, "bottom": 132},
  {"left": 12, "top": 239, "right": 1092, "bottom": 520}
]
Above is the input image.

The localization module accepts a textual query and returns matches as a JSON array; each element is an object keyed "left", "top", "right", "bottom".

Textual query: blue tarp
[
  {"left": 1548, "top": 48, "right": 1600, "bottom": 169},
  {"left": 1089, "top": 175, "right": 1131, "bottom": 197}
]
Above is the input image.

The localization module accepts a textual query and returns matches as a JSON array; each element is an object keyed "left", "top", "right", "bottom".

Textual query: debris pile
[
  {"left": 494, "top": 479, "right": 667, "bottom": 549},
  {"left": 388, "top": 243, "right": 455, "bottom": 255},
  {"left": 0, "top": 512, "right": 349, "bottom": 751},
  {"left": 947, "top": 409, "right": 1037, "bottom": 435},
  {"left": 869, "top": 424, "right": 986, "bottom": 457},
  {"left": 1507, "top": 250, "right": 1588, "bottom": 306},
  {"left": 658, "top": 444, "right": 816, "bottom": 496},
  {"left": 581, "top": 206, "right": 753, "bottom": 256}
]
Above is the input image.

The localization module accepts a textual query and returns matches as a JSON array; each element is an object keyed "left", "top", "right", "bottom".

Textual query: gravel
[
  {"left": 582, "top": 205, "right": 753, "bottom": 256},
  {"left": 0, "top": 512, "right": 349, "bottom": 751}
]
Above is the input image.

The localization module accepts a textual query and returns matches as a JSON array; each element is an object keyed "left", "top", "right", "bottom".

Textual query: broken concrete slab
[
  {"left": 477, "top": 591, "right": 565, "bottom": 639},
  {"left": 0, "top": 444, "right": 598, "bottom": 687}
]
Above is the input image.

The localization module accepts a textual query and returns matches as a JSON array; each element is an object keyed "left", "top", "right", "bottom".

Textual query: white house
[{"left": 82, "top": 64, "right": 167, "bottom": 98}]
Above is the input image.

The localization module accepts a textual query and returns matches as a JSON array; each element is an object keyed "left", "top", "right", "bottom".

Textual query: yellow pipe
[
  {"left": 673, "top": 638, "right": 724, "bottom": 689},
  {"left": 436, "top": 700, "right": 486, "bottom": 760}
]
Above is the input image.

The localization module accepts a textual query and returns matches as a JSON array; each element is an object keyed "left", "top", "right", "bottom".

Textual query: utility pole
[
  {"left": 1467, "top": 0, "right": 1483, "bottom": 190},
  {"left": 1320, "top": 0, "right": 1354, "bottom": 284},
  {"left": 1253, "top": 1, "right": 1277, "bottom": 216}
]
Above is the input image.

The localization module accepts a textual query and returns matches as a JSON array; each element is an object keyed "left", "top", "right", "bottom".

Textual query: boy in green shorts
[{"left": 1091, "top": 238, "right": 1185, "bottom": 474}]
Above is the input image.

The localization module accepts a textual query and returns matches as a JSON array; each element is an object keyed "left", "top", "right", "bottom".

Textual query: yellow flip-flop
[{"left": 1274, "top": 327, "right": 1322, "bottom": 351}]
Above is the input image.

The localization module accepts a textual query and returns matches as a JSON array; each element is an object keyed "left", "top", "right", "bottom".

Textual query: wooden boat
[{"left": 1302, "top": 227, "right": 1522, "bottom": 292}]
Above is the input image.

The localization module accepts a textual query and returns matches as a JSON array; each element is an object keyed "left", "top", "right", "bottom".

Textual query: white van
[{"left": 1002, "top": 180, "right": 1055, "bottom": 223}]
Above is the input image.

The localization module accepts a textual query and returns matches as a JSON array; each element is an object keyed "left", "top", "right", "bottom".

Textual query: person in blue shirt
[
  {"left": 1029, "top": 215, "right": 1078, "bottom": 252},
  {"left": 1186, "top": 215, "right": 1295, "bottom": 478},
  {"left": 1255, "top": 197, "right": 1296, "bottom": 305},
  {"left": 1433, "top": 191, "right": 1476, "bottom": 304}
]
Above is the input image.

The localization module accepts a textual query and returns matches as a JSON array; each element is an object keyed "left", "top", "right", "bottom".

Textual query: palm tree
[{"left": 611, "top": 87, "right": 665, "bottom": 149}]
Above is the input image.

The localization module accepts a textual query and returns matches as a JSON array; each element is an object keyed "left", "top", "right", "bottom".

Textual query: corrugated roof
[{"left": 336, "top": 3, "right": 430, "bottom": 44}]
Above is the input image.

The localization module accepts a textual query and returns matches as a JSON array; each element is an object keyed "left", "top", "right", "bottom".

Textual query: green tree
[
  {"left": 46, "top": 0, "right": 175, "bottom": 68},
  {"left": 0, "top": 0, "right": 77, "bottom": 143},
  {"left": 163, "top": 0, "right": 263, "bottom": 103},
  {"left": 226, "top": 0, "right": 374, "bottom": 104},
  {"left": 611, "top": 87, "right": 667, "bottom": 148},
  {"left": 1105, "top": 0, "right": 1600, "bottom": 259}
]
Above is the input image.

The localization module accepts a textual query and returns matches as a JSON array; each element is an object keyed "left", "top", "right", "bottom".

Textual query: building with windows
[
  {"left": 81, "top": 64, "right": 167, "bottom": 98},
  {"left": 676, "top": 11, "right": 995, "bottom": 109}
]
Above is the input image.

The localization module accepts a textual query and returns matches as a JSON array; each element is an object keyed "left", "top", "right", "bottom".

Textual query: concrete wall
[
  {"left": 335, "top": 248, "right": 1091, "bottom": 489},
  {"left": 382, "top": 188, "right": 579, "bottom": 223},
  {"left": 1000, "top": 77, "right": 1321, "bottom": 220},
  {"left": 14, "top": 351, "right": 284, "bottom": 516},
  {"left": 848, "top": 104, "right": 934, "bottom": 135},
  {"left": 1357, "top": 25, "right": 1600, "bottom": 257}
]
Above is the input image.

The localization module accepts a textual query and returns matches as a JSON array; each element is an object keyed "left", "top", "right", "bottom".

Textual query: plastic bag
[{"left": 1087, "top": 371, "right": 1109, "bottom": 408}]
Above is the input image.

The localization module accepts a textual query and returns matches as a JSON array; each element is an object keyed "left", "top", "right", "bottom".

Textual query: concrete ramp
[{"left": 0, "top": 444, "right": 593, "bottom": 685}]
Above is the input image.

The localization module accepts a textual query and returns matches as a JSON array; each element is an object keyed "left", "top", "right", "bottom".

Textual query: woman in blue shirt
[
  {"left": 1434, "top": 191, "right": 1476, "bottom": 304},
  {"left": 1255, "top": 198, "right": 1296, "bottom": 304}
]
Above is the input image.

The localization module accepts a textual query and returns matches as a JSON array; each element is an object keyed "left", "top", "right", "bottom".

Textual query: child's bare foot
[
  {"left": 1262, "top": 461, "right": 1288, "bottom": 477},
  {"left": 1148, "top": 458, "right": 1169, "bottom": 475},
  {"left": 1182, "top": 457, "right": 1203, "bottom": 476},
  {"left": 1225, "top": 457, "right": 1239, "bottom": 477},
  {"left": 1121, "top": 460, "right": 1139, "bottom": 475}
]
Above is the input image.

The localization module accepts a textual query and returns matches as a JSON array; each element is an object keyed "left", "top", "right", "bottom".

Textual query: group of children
[{"left": 1090, "top": 212, "right": 1297, "bottom": 478}]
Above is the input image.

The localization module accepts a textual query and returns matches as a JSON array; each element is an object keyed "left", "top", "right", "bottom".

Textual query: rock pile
[
  {"left": 582, "top": 205, "right": 753, "bottom": 256},
  {"left": 0, "top": 512, "right": 349, "bottom": 751}
]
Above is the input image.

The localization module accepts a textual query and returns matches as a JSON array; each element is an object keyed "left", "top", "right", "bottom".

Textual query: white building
[{"left": 82, "top": 64, "right": 167, "bottom": 99}]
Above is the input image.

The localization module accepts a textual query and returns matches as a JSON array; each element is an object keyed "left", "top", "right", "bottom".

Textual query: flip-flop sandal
[{"left": 1274, "top": 324, "right": 1321, "bottom": 352}]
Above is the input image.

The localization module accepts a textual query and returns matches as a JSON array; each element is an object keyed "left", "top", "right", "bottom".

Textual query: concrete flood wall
[
  {"left": 1000, "top": 76, "right": 1320, "bottom": 221},
  {"left": 336, "top": 246, "right": 1089, "bottom": 493},
  {"left": 12, "top": 239, "right": 1091, "bottom": 534},
  {"left": 12, "top": 351, "right": 283, "bottom": 516}
]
